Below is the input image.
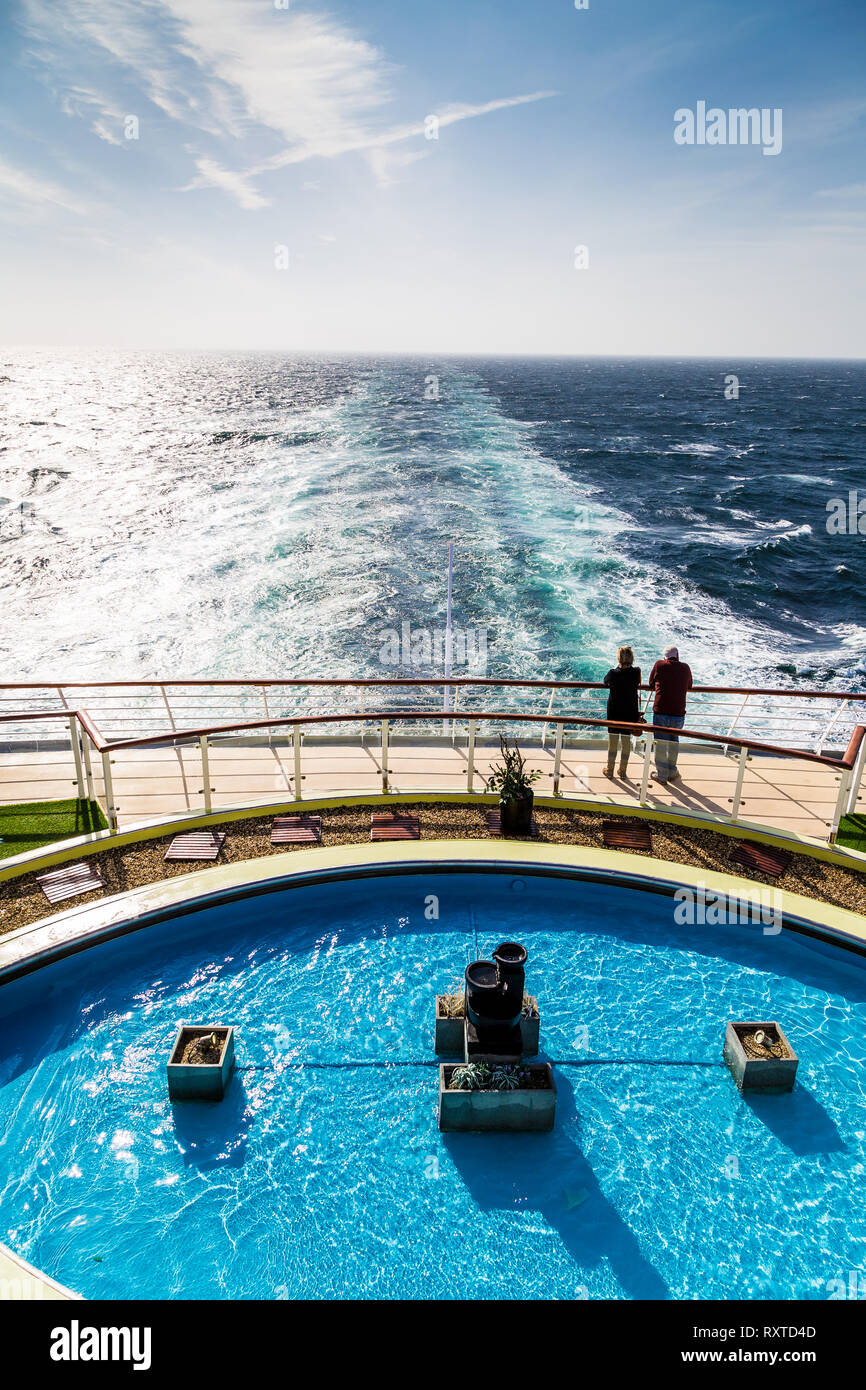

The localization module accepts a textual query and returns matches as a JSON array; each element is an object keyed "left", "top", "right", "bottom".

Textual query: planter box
[
  {"left": 167, "top": 1025, "right": 235, "bottom": 1101},
  {"left": 434, "top": 996, "right": 539, "bottom": 1056},
  {"left": 723, "top": 1021, "right": 798, "bottom": 1093},
  {"left": 438, "top": 1063, "right": 556, "bottom": 1131}
]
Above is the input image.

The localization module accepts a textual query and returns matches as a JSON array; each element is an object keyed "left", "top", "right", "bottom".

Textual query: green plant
[
  {"left": 490, "top": 1064, "right": 531, "bottom": 1091},
  {"left": 448, "top": 1061, "right": 491, "bottom": 1091},
  {"left": 448, "top": 1061, "right": 532, "bottom": 1091},
  {"left": 485, "top": 735, "right": 541, "bottom": 801},
  {"left": 439, "top": 991, "right": 465, "bottom": 1019}
]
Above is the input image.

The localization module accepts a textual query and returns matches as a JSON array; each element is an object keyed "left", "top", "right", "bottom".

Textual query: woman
[{"left": 602, "top": 646, "right": 642, "bottom": 779}]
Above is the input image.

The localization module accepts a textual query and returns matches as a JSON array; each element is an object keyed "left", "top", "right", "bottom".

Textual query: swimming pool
[{"left": 0, "top": 867, "right": 864, "bottom": 1301}]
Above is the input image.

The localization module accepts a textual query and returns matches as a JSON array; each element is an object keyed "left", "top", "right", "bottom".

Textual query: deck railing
[
  {"left": 2, "top": 700, "right": 865, "bottom": 848},
  {"left": 1, "top": 678, "right": 864, "bottom": 753}
]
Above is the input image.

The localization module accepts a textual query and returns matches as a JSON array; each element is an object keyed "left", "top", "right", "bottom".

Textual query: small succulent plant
[
  {"left": 490, "top": 1064, "right": 531, "bottom": 1091},
  {"left": 448, "top": 1061, "right": 531, "bottom": 1091},
  {"left": 448, "top": 1061, "right": 491, "bottom": 1091}
]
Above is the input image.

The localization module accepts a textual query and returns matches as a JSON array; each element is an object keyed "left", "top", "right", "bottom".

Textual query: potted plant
[
  {"left": 167, "top": 1024, "right": 235, "bottom": 1100},
  {"left": 434, "top": 986, "right": 540, "bottom": 1055},
  {"left": 438, "top": 1060, "right": 556, "bottom": 1131},
  {"left": 486, "top": 734, "right": 541, "bottom": 836}
]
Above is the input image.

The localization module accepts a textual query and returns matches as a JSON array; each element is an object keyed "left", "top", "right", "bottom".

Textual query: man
[{"left": 648, "top": 645, "right": 693, "bottom": 785}]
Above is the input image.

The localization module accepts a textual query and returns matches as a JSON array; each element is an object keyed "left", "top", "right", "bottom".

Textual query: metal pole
[
  {"left": 381, "top": 719, "right": 389, "bottom": 792},
  {"left": 69, "top": 715, "right": 86, "bottom": 800},
  {"left": 444, "top": 543, "right": 453, "bottom": 699},
  {"left": 160, "top": 684, "right": 177, "bottom": 732},
  {"left": 845, "top": 728, "right": 866, "bottom": 817},
  {"left": 443, "top": 541, "right": 453, "bottom": 730},
  {"left": 200, "top": 735, "right": 212, "bottom": 813},
  {"left": 293, "top": 724, "right": 303, "bottom": 800},
  {"left": 552, "top": 722, "right": 564, "bottom": 796},
  {"left": 639, "top": 732, "right": 654, "bottom": 806},
  {"left": 466, "top": 718, "right": 476, "bottom": 793},
  {"left": 101, "top": 750, "right": 117, "bottom": 831},
  {"left": 730, "top": 745, "right": 748, "bottom": 821},
  {"left": 829, "top": 768, "right": 852, "bottom": 845},
  {"left": 81, "top": 728, "right": 96, "bottom": 802}
]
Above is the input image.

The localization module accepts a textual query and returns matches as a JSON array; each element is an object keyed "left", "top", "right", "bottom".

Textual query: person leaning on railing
[
  {"left": 603, "top": 645, "right": 643, "bottom": 780},
  {"left": 648, "top": 645, "right": 693, "bottom": 785}
]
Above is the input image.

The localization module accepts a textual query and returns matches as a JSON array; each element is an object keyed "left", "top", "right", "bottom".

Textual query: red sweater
[{"left": 648, "top": 659, "right": 693, "bottom": 716}]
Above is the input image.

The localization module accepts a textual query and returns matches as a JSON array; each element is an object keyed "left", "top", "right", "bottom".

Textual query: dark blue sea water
[{"left": 1, "top": 351, "right": 863, "bottom": 690}]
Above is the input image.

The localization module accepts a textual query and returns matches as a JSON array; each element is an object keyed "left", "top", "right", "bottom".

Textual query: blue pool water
[{"left": 0, "top": 869, "right": 865, "bottom": 1301}]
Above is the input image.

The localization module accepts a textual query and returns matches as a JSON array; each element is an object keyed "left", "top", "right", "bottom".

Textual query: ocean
[{"left": 1, "top": 350, "right": 864, "bottom": 692}]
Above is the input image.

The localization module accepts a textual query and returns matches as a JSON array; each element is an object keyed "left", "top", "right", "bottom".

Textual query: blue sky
[{"left": 0, "top": 0, "right": 864, "bottom": 355}]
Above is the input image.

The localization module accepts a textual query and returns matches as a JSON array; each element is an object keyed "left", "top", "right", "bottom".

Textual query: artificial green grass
[
  {"left": 837, "top": 814, "right": 866, "bottom": 855},
  {"left": 0, "top": 798, "right": 108, "bottom": 861}
]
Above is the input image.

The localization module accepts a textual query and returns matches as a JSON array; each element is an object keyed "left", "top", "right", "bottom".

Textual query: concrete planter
[
  {"left": 434, "top": 996, "right": 539, "bottom": 1056},
  {"left": 167, "top": 1025, "right": 235, "bottom": 1101},
  {"left": 724, "top": 1021, "right": 798, "bottom": 1093},
  {"left": 438, "top": 1063, "right": 556, "bottom": 1131}
]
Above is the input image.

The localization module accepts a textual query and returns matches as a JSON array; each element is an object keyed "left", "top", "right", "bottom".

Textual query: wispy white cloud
[
  {"left": 19, "top": 0, "right": 556, "bottom": 208},
  {"left": 0, "top": 155, "right": 92, "bottom": 217},
  {"left": 59, "top": 86, "right": 127, "bottom": 145},
  {"left": 183, "top": 156, "right": 270, "bottom": 210},
  {"left": 257, "top": 91, "right": 558, "bottom": 174}
]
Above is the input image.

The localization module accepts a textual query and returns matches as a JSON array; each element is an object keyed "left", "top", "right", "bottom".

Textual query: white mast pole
[{"left": 443, "top": 542, "right": 454, "bottom": 720}]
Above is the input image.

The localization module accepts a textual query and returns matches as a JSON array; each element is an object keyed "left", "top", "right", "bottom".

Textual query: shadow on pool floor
[{"left": 443, "top": 1070, "right": 670, "bottom": 1300}]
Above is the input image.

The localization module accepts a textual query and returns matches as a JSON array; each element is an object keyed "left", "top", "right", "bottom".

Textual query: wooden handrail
[
  {"left": 1, "top": 706, "right": 863, "bottom": 773},
  {"left": 91, "top": 709, "right": 862, "bottom": 768}
]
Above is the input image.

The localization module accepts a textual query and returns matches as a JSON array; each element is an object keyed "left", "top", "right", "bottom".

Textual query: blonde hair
[{"left": 618, "top": 646, "right": 635, "bottom": 668}]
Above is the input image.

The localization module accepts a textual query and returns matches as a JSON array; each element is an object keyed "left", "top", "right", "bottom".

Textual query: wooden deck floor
[{"left": 1, "top": 738, "right": 861, "bottom": 841}]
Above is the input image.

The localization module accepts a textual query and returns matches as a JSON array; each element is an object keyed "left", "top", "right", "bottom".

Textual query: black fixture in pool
[{"left": 464, "top": 940, "right": 528, "bottom": 1060}]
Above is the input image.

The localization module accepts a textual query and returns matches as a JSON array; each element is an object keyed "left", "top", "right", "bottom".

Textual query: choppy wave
[{"left": 0, "top": 350, "right": 864, "bottom": 693}]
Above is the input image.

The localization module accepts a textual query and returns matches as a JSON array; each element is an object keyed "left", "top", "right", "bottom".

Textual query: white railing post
[
  {"left": 725, "top": 692, "right": 750, "bottom": 741},
  {"left": 846, "top": 730, "right": 866, "bottom": 816},
  {"left": 829, "top": 768, "right": 852, "bottom": 845},
  {"left": 101, "top": 749, "right": 117, "bottom": 831},
  {"left": 68, "top": 715, "right": 86, "bottom": 800},
  {"left": 730, "top": 745, "right": 749, "bottom": 821},
  {"left": 639, "top": 732, "right": 654, "bottom": 806},
  {"left": 815, "top": 699, "right": 849, "bottom": 755},
  {"left": 552, "top": 722, "right": 564, "bottom": 796},
  {"left": 160, "top": 684, "right": 177, "bottom": 736},
  {"left": 199, "top": 734, "right": 212, "bottom": 813},
  {"left": 261, "top": 686, "right": 272, "bottom": 744},
  {"left": 541, "top": 690, "right": 555, "bottom": 749},
  {"left": 293, "top": 724, "right": 303, "bottom": 800},
  {"left": 80, "top": 728, "right": 96, "bottom": 802},
  {"left": 466, "top": 718, "right": 476, "bottom": 793},
  {"left": 381, "top": 718, "right": 389, "bottom": 792}
]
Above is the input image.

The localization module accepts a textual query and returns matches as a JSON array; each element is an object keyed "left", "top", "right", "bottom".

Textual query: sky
[{"left": 0, "top": 0, "right": 864, "bottom": 357}]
